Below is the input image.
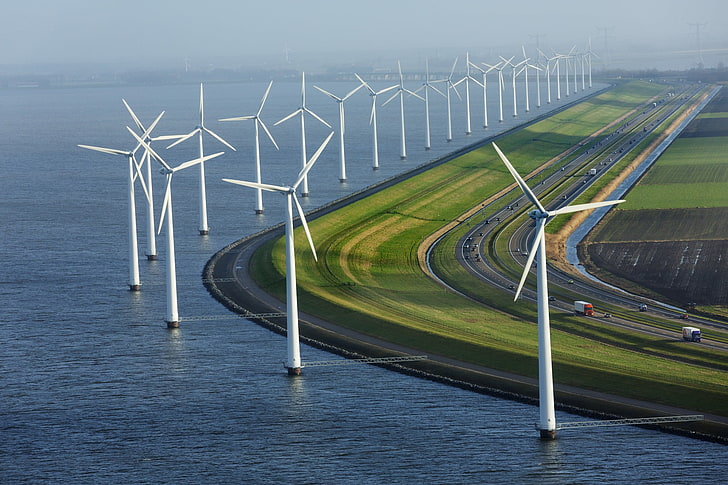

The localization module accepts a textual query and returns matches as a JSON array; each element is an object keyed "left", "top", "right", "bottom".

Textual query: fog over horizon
[{"left": 3, "top": 0, "right": 728, "bottom": 74}]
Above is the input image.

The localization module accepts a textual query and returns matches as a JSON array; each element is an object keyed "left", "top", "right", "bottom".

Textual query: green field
[
  {"left": 245, "top": 80, "right": 728, "bottom": 418},
  {"left": 584, "top": 86, "right": 728, "bottom": 307}
]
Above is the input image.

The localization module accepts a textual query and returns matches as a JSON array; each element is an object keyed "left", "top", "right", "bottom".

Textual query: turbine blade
[
  {"left": 166, "top": 128, "right": 198, "bottom": 149},
  {"left": 274, "top": 109, "right": 302, "bottom": 126},
  {"left": 78, "top": 144, "right": 128, "bottom": 156},
  {"left": 514, "top": 220, "right": 544, "bottom": 301},
  {"left": 223, "top": 178, "right": 287, "bottom": 193},
  {"left": 203, "top": 127, "right": 236, "bottom": 151},
  {"left": 199, "top": 83, "right": 205, "bottom": 125},
  {"left": 294, "top": 131, "right": 334, "bottom": 190},
  {"left": 258, "top": 119, "right": 280, "bottom": 150},
  {"left": 158, "top": 174, "right": 172, "bottom": 235},
  {"left": 257, "top": 80, "right": 273, "bottom": 116},
  {"left": 354, "top": 73, "right": 373, "bottom": 93},
  {"left": 550, "top": 199, "right": 625, "bottom": 217},
  {"left": 343, "top": 83, "right": 363, "bottom": 100},
  {"left": 376, "top": 84, "right": 398, "bottom": 95},
  {"left": 173, "top": 151, "right": 224, "bottom": 173},
  {"left": 126, "top": 127, "right": 172, "bottom": 172},
  {"left": 492, "top": 142, "right": 545, "bottom": 212},
  {"left": 382, "top": 90, "right": 400, "bottom": 106},
  {"left": 292, "top": 193, "right": 317, "bottom": 262},
  {"left": 313, "top": 85, "right": 340, "bottom": 101},
  {"left": 219, "top": 115, "right": 256, "bottom": 122},
  {"left": 305, "top": 108, "right": 332, "bottom": 128},
  {"left": 122, "top": 99, "right": 145, "bottom": 132}
]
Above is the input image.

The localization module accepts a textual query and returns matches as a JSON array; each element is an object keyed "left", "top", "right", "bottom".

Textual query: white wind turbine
[
  {"left": 489, "top": 60, "right": 507, "bottom": 122},
  {"left": 78, "top": 113, "right": 163, "bottom": 291},
  {"left": 122, "top": 100, "right": 184, "bottom": 261},
  {"left": 439, "top": 56, "right": 462, "bottom": 142},
  {"left": 520, "top": 46, "right": 542, "bottom": 112},
  {"left": 539, "top": 49, "right": 555, "bottom": 104},
  {"left": 414, "top": 58, "right": 445, "bottom": 150},
  {"left": 275, "top": 72, "right": 331, "bottom": 196},
  {"left": 166, "top": 83, "right": 236, "bottom": 235},
  {"left": 471, "top": 61, "right": 498, "bottom": 128},
  {"left": 314, "top": 82, "right": 363, "bottom": 183},
  {"left": 129, "top": 127, "right": 224, "bottom": 328},
  {"left": 219, "top": 81, "right": 279, "bottom": 214},
  {"left": 223, "top": 131, "right": 334, "bottom": 375},
  {"left": 501, "top": 55, "right": 526, "bottom": 118},
  {"left": 492, "top": 142, "right": 624, "bottom": 440},
  {"left": 383, "top": 61, "right": 423, "bottom": 160},
  {"left": 355, "top": 73, "right": 397, "bottom": 169},
  {"left": 585, "top": 38, "right": 598, "bottom": 89}
]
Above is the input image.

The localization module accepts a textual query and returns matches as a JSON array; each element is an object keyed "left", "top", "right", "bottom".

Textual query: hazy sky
[{"left": 3, "top": 0, "right": 727, "bottom": 70}]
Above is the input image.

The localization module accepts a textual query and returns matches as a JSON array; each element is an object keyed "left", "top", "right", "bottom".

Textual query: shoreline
[{"left": 202, "top": 85, "right": 728, "bottom": 444}]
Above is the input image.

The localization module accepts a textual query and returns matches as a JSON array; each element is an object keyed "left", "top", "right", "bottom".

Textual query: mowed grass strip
[{"left": 251, "top": 81, "right": 728, "bottom": 414}]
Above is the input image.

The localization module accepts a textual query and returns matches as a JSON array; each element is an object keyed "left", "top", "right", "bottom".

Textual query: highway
[{"left": 430, "top": 82, "right": 728, "bottom": 353}]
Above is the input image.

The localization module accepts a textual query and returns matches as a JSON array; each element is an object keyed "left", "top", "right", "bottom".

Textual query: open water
[{"left": 1, "top": 74, "right": 726, "bottom": 483}]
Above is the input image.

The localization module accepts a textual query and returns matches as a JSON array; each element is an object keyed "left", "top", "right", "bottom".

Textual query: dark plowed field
[
  {"left": 587, "top": 239, "right": 728, "bottom": 305},
  {"left": 679, "top": 116, "right": 728, "bottom": 138}
]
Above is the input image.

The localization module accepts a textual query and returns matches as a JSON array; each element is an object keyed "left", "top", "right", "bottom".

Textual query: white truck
[
  {"left": 682, "top": 327, "right": 701, "bottom": 342},
  {"left": 574, "top": 300, "right": 594, "bottom": 316}
]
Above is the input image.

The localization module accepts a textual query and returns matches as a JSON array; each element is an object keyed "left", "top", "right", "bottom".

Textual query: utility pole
[{"left": 688, "top": 22, "right": 707, "bottom": 68}]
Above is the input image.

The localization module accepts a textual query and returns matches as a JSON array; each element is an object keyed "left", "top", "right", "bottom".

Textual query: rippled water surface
[{"left": 1, "top": 80, "right": 726, "bottom": 483}]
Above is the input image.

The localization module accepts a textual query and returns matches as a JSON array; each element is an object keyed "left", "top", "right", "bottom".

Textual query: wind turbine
[
  {"left": 520, "top": 46, "right": 542, "bottom": 112},
  {"left": 223, "top": 131, "right": 334, "bottom": 375},
  {"left": 275, "top": 72, "right": 331, "bottom": 196},
  {"left": 78, "top": 114, "right": 163, "bottom": 291},
  {"left": 488, "top": 60, "right": 507, "bottom": 122},
  {"left": 314, "top": 82, "right": 363, "bottom": 182},
  {"left": 539, "top": 49, "right": 555, "bottom": 104},
  {"left": 129, "top": 127, "right": 224, "bottom": 328},
  {"left": 166, "top": 83, "right": 236, "bottom": 235},
  {"left": 355, "top": 73, "right": 397, "bottom": 169},
  {"left": 383, "top": 61, "right": 423, "bottom": 160},
  {"left": 492, "top": 142, "right": 624, "bottom": 440},
  {"left": 459, "top": 52, "right": 478, "bottom": 135},
  {"left": 471, "top": 61, "right": 498, "bottom": 128},
  {"left": 439, "top": 56, "right": 462, "bottom": 142},
  {"left": 219, "top": 81, "right": 279, "bottom": 214},
  {"left": 501, "top": 55, "right": 526, "bottom": 118},
  {"left": 122, "top": 100, "right": 182, "bottom": 260},
  {"left": 414, "top": 58, "right": 445, "bottom": 150}
]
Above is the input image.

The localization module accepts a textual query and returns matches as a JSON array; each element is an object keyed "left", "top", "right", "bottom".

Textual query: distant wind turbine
[
  {"left": 439, "top": 56, "right": 462, "bottom": 142},
  {"left": 223, "top": 132, "right": 334, "bottom": 375},
  {"left": 129, "top": 127, "right": 224, "bottom": 328},
  {"left": 471, "top": 61, "right": 498, "bottom": 128},
  {"left": 492, "top": 142, "right": 624, "bottom": 440},
  {"left": 219, "top": 81, "right": 279, "bottom": 214},
  {"left": 166, "top": 83, "right": 236, "bottom": 235},
  {"left": 488, "top": 60, "right": 507, "bottom": 122},
  {"left": 314, "top": 82, "right": 363, "bottom": 182},
  {"left": 501, "top": 55, "right": 526, "bottom": 118},
  {"left": 275, "top": 72, "right": 331, "bottom": 196},
  {"left": 355, "top": 73, "right": 397, "bottom": 169},
  {"left": 383, "top": 61, "right": 423, "bottom": 160},
  {"left": 414, "top": 58, "right": 445, "bottom": 150}
]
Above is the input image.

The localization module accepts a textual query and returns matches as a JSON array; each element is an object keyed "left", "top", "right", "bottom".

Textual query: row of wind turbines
[{"left": 78, "top": 42, "right": 599, "bottom": 376}]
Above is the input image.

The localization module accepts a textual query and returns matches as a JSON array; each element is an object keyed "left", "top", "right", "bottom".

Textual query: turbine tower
[
  {"left": 500, "top": 56, "right": 526, "bottom": 118},
  {"left": 167, "top": 83, "right": 236, "bottom": 235},
  {"left": 129, "top": 128, "right": 224, "bottom": 328},
  {"left": 78, "top": 115, "right": 163, "bottom": 291},
  {"left": 492, "top": 142, "right": 624, "bottom": 440},
  {"left": 219, "top": 81, "right": 279, "bottom": 214},
  {"left": 223, "top": 132, "right": 334, "bottom": 375},
  {"left": 489, "top": 60, "right": 507, "bottom": 123},
  {"left": 355, "top": 73, "right": 397, "bottom": 169},
  {"left": 314, "top": 82, "right": 363, "bottom": 182},
  {"left": 275, "top": 72, "right": 331, "bottom": 196}
]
